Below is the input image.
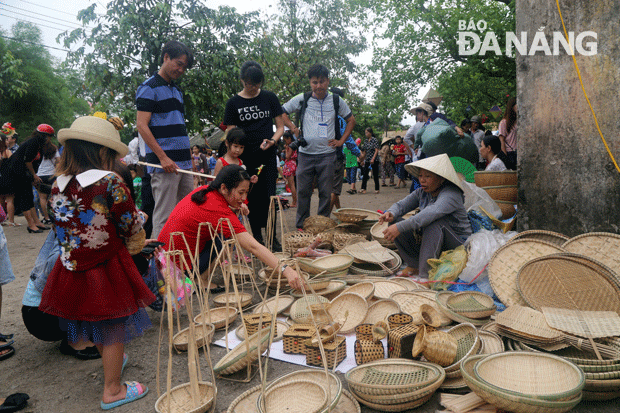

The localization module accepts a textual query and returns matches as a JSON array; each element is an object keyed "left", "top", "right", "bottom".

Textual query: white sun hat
[
  {"left": 404, "top": 153, "right": 463, "bottom": 192},
  {"left": 58, "top": 116, "right": 128, "bottom": 157}
]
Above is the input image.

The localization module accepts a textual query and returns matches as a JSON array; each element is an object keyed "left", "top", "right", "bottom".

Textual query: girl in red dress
[
  {"left": 212, "top": 127, "right": 258, "bottom": 184},
  {"left": 39, "top": 116, "right": 155, "bottom": 410}
]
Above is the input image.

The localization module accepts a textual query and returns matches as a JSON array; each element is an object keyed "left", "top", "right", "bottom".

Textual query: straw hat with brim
[
  {"left": 58, "top": 116, "right": 128, "bottom": 157},
  {"left": 405, "top": 153, "right": 463, "bottom": 192}
]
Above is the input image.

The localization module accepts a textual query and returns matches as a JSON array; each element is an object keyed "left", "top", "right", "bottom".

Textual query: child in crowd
[
  {"left": 212, "top": 127, "right": 258, "bottom": 183},
  {"left": 191, "top": 145, "right": 207, "bottom": 187},
  {"left": 39, "top": 116, "right": 155, "bottom": 410},
  {"left": 392, "top": 135, "right": 408, "bottom": 188},
  {"left": 281, "top": 131, "right": 297, "bottom": 207},
  {"left": 128, "top": 164, "right": 142, "bottom": 209}
]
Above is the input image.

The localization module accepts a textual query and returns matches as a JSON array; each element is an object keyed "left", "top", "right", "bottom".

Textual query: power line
[
  {"left": 0, "top": 33, "right": 71, "bottom": 52},
  {"left": 0, "top": 2, "right": 89, "bottom": 29},
  {"left": 0, "top": 7, "right": 86, "bottom": 32},
  {"left": 18, "top": 0, "right": 79, "bottom": 17}
]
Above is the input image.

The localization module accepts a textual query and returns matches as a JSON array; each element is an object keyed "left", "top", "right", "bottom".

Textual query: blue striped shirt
[{"left": 136, "top": 73, "right": 191, "bottom": 172}]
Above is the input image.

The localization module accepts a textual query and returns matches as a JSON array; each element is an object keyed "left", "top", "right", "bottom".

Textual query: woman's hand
[
  {"left": 284, "top": 267, "right": 305, "bottom": 290},
  {"left": 260, "top": 139, "right": 275, "bottom": 150},
  {"left": 250, "top": 175, "right": 258, "bottom": 184},
  {"left": 239, "top": 203, "right": 250, "bottom": 216},
  {"left": 378, "top": 211, "right": 394, "bottom": 224},
  {"left": 382, "top": 224, "right": 401, "bottom": 242}
]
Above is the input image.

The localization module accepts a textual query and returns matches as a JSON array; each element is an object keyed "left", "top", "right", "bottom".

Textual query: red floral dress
[{"left": 40, "top": 171, "right": 155, "bottom": 323}]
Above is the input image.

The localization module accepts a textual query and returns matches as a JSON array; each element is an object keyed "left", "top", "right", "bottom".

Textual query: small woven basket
[
  {"left": 194, "top": 307, "right": 238, "bottom": 330},
  {"left": 283, "top": 324, "right": 316, "bottom": 354},
  {"left": 355, "top": 324, "right": 374, "bottom": 341},
  {"left": 305, "top": 335, "right": 347, "bottom": 368},
  {"left": 333, "top": 233, "right": 366, "bottom": 251},
  {"left": 283, "top": 231, "right": 315, "bottom": 255},
  {"left": 213, "top": 292, "right": 252, "bottom": 308},
  {"left": 419, "top": 303, "right": 443, "bottom": 327},
  {"left": 257, "top": 379, "right": 328, "bottom": 413},
  {"left": 154, "top": 381, "right": 215, "bottom": 413},
  {"left": 422, "top": 329, "right": 458, "bottom": 367},
  {"left": 172, "top": 323, "right": 214, "bottom": 352},
  {"left": 355, "top": 339, "right": 385, "bottom": 365},
  {"left": 303, "top": 215, "right": 338, "bottom": 235},
  {"left": 482, "top": 185, "right": 518, "bottom": 203},
  {"left": 387, "top": 323, "right": 420, "bottom": 359},
  {"left": 495, "top": 200, "right": 516, "bottom": 219},
  {"left": 473, "top": 170, "right": 517, "bottom": 187},
  {"left": 242, "top": 313, "right": 274, "bottom": 337},
  {"left": 333, "top": 210, "right": 367, "bottom": 223},
  {"left": 446, "top": 291, "right": 497, "bottom": 319},
  {"left": 387, "top": 312, "right": 414, "bottom": 330}
]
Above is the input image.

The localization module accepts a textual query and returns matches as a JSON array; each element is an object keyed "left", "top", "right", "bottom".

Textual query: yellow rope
[{"left": 555, "top": 0, "right": 620, "bottom": 173}]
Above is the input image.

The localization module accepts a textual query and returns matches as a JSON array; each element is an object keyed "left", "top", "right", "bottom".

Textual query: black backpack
[{"left": 298, "top": 92, "right": 341, "bottom": 141}]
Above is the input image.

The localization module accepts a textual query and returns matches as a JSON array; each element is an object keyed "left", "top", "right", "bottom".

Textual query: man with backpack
[{"left": 282, "top": 64, "right": 356, "bottom": 228}]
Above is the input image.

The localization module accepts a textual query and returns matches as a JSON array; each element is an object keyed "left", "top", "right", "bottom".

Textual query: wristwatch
[{"left": 281, "top": 264, "right": 289, "bottom": 272}]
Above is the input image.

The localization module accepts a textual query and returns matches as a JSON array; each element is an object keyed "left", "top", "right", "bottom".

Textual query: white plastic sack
[
  {"left": 462, "top": 180, "right": 502, "bottom": 219},
  {"left": 460, "top": 229, "right": 517, "bottom": 295}
]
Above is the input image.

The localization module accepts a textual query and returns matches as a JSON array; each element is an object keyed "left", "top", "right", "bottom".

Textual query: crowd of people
[{"left": 0, "top": 38, "right": 519, "bottom": 410}]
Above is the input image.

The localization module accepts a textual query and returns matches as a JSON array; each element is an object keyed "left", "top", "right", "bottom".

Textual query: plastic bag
[
  {"left": 143, "top": 251, "right": 193, "bottom": 312},
  {"left": 459, "top": 229, "right": 517, "bottom": 295},
  {"left": 427, "top": 245, "right": 468, "bottom": 290},
  {"left": 462, "top": 180, "right": 502, "bottom": 219}
]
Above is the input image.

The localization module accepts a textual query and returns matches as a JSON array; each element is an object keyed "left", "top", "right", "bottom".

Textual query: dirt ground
[{"left": 0, "top": 183, "right": 616, "bottom": 412}]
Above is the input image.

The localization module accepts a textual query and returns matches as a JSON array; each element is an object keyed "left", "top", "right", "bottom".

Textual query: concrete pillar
[{"left": 516, "top": 0, "right": 620, "bottom": 236}]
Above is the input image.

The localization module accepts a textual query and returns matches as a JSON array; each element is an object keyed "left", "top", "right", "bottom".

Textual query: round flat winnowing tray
[
  {"left": 517, "top": 254, "right": 620, "bottom": 314},
  {"left": 561, "top": 232, "right": 620, "bottom": 283},
  {"left": 487, "top": 239, "right": 565, "bottom": 307}
]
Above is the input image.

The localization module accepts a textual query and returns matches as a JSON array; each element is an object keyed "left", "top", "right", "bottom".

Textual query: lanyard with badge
[{"left": 316, "top": 95, "right": 328, "bottom": 140}]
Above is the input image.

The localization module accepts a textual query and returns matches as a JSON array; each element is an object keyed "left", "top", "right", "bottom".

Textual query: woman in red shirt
[
  {"left": 158, "top": 165, "right": 303, "bottom": 290},
  {"left": 392, "top": 135, "right": 409, "bottom": 188}
]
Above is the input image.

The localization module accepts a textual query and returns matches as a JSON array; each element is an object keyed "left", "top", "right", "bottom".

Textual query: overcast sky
[{"left": 0, "top": 0, "right": 418, "bottom": 125}]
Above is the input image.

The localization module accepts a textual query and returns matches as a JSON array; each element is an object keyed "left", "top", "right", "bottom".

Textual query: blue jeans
[{"left": 346, "top": 167, "right": 357, "bottom": 184}]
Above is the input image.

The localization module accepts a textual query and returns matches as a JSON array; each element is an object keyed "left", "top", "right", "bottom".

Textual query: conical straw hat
[{"left": 404, "top": 153, "right": 463, "bottom": 192}]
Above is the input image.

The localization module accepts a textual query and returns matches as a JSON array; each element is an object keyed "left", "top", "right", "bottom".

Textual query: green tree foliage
[
  {"left": 373, "top": 0, "right": 516, "bottom": 121},
  {"left": 0, "top": 23, "right": 89, "bottom": 136},
  {"left": 60, "top": 0, "right": 260, "bottom": 131},
  {"left": 0, "top": 32, "right": 28, "bottom": 100}
]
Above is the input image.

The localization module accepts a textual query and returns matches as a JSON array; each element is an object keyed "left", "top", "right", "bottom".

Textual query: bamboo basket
[
  {"left": 242, "top": 313, "right": 274, "bottom": 337},
  {"left": 419, "top": 303, "right": 443, "bottom": 327},
  {"left": 363, "top": 299, "right": 400, "bottom": 325},
  {"left": 495, "top": 200, "right": 516, "bottom": 219},
  {"left": 155, "top": 382, "right": 215, "bottom": 413},
  {"left": 212, "top": 291, "right": 252, "bottom": 308},
  {"left": 482, "top": 185, "right": 518, "bottom": 203},
  {"left": 193, "top": 307, "right": 238, "bottom": 330},
  {"left": 172, "top": 323, "right": 214, "bottom": 352},
  {"left": 305, "top": 335, "right": 347, "bottom": 368},
  {"left": 303, "top": 215, "right": 338, "bottom": 235},
  {"left": 354, "top": 340, "right": 385, "bottom": 365},
  {"left": 261, "top": 370, "right": 343, "bottom": 412},
  {"left": 411, "top": 325, "right": 458, "bottom": 367},
  {"left": 443, "top": 323, "right": 481, "bottom": 374},
  {"left": 473, "top": 170, "right": 517, "bottom": 187},
  {"left": 446, "top": 291, "right": 497, "bottom": 319},
  {"left": 355, "top": 324, "right": 373, "bottom": 341},
  {"left": 283, "top": 324, "right": 316, "bottom": 354},
  {"left": 283, "top": 231, "right": 315, "bottom": 255},
  {"left": 333, "top": 233, "right": 366, "bottom": 251},
  {"left": 333, "top": 210, "right": 367, "bottom": 223},
  {"left": 387, "top": 323, "right": 420, "bottom": 359},
  {"left": 387, "top": 312, "right": 413, "bottom": 330},
  {"left": 213, "top": 327, "right": 271, "bottom": 375},
  {"left": 257, "top": 380, "right": 328, "bottom": 413}
]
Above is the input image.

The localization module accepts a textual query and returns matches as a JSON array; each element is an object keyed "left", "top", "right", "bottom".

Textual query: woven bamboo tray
[
  {"left": 257, "top": 268, "right": 287, "bottom": 289},
  {"left": 443, "top": 323, "right": 481, "bottom": 374},
  {"left": 172, "top": 323, "right": 214, "bottom": 352},
  {"left": 328, "top": 292, "right": 368, "bottom": 333},
  {"left": 370, "top": 221, "right": 396, "bottom": 248},
  {"left": 474, "top": 170, "right": 517, "bottom": 187},
  {"left": 333, "top": 233, "right": 366, "bottom": 251},
  {"left": 542, "top": 307, "right": 620, "bottom": 339},
  {"left": 336, "top": 208, "right": 381, "bottom": 221},
  {"left": 257, "top": 379, "right": 328, "bottom": 413},
  {"left": 291, "top": 280, "right": 347, "bottom": 298},
  {"left": 193, "top": 307, "right": 238, "bottom": 330},
  {"left": 350, "top": 375, "right": 440, "bottom": 405},
  {"left": 289, "top": 295, "right": 329, "bottom": 324},
  {"left": 333, "top": 210, "right": 367, "bottom": 223},
  {"left": 251, "top": 295, "right": 294, "bottom": 315},
  {"left": 345, "top": 358, "right": 445, "bottom": 396},
  {"left": 488, "top": 239, "right": 566, "bottom": 307},
  {"left": 213, "top": 291, "right": 253, "bottom": 308},
  {"left": 496, "top": 305, "right": 564, "bottom": 341},
  {"left": 478, "top": 330, "right": 505, "bottom": 354},
  {"left": 390, "top": 277, "right": 428, "bottom": 291},
  {"left": 154, "top": 381, "right": 215, "bottom": 413},
  {"left": 227, "top": 384, "right": 261, "bottom": 413},
  {"left": 562, "top": 232, "right": 620, "bottom": 280},
  {"left": 349, "top": 391, "right": 434, "bottom": 412},
  {"left": 474, "top": 352, "right": 585, "bottom": 401},
  {"left": 312, "top": 254, "right": 354, "bottom": 272},
  {"left": 446, "top": 291, "right": 497, "bottom": 319},
  {"left": 460, "top": 355, "right": 582, "bottom": 413},
  {"left": 213, "top": 327, "right": 271, "bottom": 375},
  {"left": 333, "top": 389, "right": 361, "bottom": 413},
  {"left": 349, "top": 249, "right": 402, "bottom": 276},
  {"left": 373, "top": 280, "right": 407, "bottom": 299},
  {"left": 482, "top": 185, "right": 518, "bottom": 202},
  {"left": 263, "top": 369, "right": 342, "bottom": 412},
  {"left": 390, "top": 291, "right": 452, "bottom": 326},
  {"left": 517, "top": 255, "right": 620, "bottom": 314},
  {"left": 510, "top": 230, "right": 570, "bottom": 247},
  {"left": 435, "top": 291, "right": 491, "bottom": 327},
  {"left": 363, "top": 299, "right": 400, "bottom": 324},
  {"left": 303, "top": 215, "right": 337, "bottom": 235},
  {"left": 338, "top": 281, "right": 375, "bottom": 300}
]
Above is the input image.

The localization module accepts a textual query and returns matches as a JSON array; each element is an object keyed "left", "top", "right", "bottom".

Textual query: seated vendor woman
[
  {"left": 158, "top": 165, "right": 303, "bottom": 290},
  {"left": 379, "top": 154, "right": 472, "bottom": 279}
]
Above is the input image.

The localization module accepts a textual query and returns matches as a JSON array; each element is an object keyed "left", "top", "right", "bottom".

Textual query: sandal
[
  {"left": 0, "top": 340, "right": 14, "bottom": 351},
  {"left": 396, "top": 267, "right": 419, "bottom": 277},
  {"left": 0, "top": 333, "right": 13, "bottom": 341},
  {"left": 0, "top": 346, "right": 14, "bottom": 361},
  {"left": 100, "top": 381, "right": 148, "bottom": 410},
  {"left": 0, "top": 392, "right": 29, "bottom": 412}
]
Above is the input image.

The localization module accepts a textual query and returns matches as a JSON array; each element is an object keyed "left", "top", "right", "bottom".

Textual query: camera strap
[{"left": 299, "top": 92, "right": 341, "bottom": 140}]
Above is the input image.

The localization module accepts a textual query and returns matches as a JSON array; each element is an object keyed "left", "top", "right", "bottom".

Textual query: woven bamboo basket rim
[
  {"left": 213, "top": 327, "right": 271, "bottom": 375},
  {"left": 345, "top": 358, "right": 445, "bottom": 394},
  {"left": 335, "top": 389, "right": 361, "bottom": 413},
  {"left": 445, "top": 291, "right": 496, "bottom": 319},
  {"left": 257, "top": 379, "right": 328, "bottom": 413},
  {"left": 213, "top": 291, "right": 253, "bottom": 308},
  {"left": 339, "top": 281, "right": 375, "bottom": 300},
  {"left": 390, "top": 290, "right": 452, "bottom": 326},
  {"left": 561, "top": 232, "right": 620, "bottom": 277},
  {"left": 584, "top": 378, "right": 620, "bottom": 391},
  {"left": 251, "top": 295, "right": 295, "bottom": 315},
  {"left": 227, "top": 384, "right": 261, "bottom": 413},
  {"left": 509, "top": 230, "right": 570, "bottom": 246},
  {"left": 584, "top": 370, "right": 620, "bottom": 380},
  {"left": 362, "top": 299, "right": 400, "bottom": 324},
  {"left": 263, "top": 369, "right": 343, "bottom": 412},
  {"left": 289, "top": 295, "right": 329, "bottom": 324},
  {"left": 548, "top": 252, "right": 620, "bottom": 291},
  {"left": 496, "top": 305, "right": 564, "bottom": 341},
  {"left": 419, "top": 303, "right": 443, "bottom": 328},
  {"left": 349, "top": 390, "right": 434, "bottom": 412},
  {"left": 473, "top": 170, "right": 517, "bottom": 186},
  {"left": 335, "top": 208, "right": 382, "bottom": 221},
  {"left": 193, "top": 306, "right": 238, "bottom": 330},
  {"left": 302, "top": 278, "right": 333, "bottom": 291},
  {"left": 349, "top": 249, "right": 402, "bottom": 276},
  {"left": 438, "top": 374, "right": 467, "bottom": 390},
  {"left": 328, "top": 292, "right": 368, "bottom": 333},
  {"left": 444, "top": 323, "right": 481, "bottom": 373},
  {"left": 172, "top": 323, "right": 214, "bottom": 351},
  {"left": 290, "top": 280, "right": 347, "bottom": 298},
  {"left": 224, "top": 264, "right": 254, "bottom": 276},
  {"left": 154, "top": 381, "right": 215, "bottom": 413},
  {"left": 235, "top": 320, "right": 288, "bottom": 342},
  {"left": 333, "top": 210, "right": 368, "bottom": 223},
  {"left": 488, "top": 238, "right": 566, "bottom": 307},
  {"left": 369, "top": 221, "right": 389, "bottom": 239},
  {"left": 541, "top": 306, "right": 620, "bottom": 339},
  {"left": 578, "top": 362, "right": 620, "bottom": 373},
  {"left": 481, "top": 185, "right": 518, "bottom": 202},
  {"left": 582, "top": 389, "right": 620, "bottom": 401},
  {"left": 312, "top": 254, "right": 355, "bottom": 271},
  {"left": 435, "top": 291, "right": 491, "bottom": 327},
  {"left": 478, "top": 330, "right": 505, "bottom": 354},
  {"left": 389, "top": 277, "right": 429, "bottom": 291},
  {"left": 473, "top": 352, "right": 585, "bottom": 401},
  {"left": 372, "top": 280, "right": 407, "bottom": 299},
  {"left": 460, "top": 355, "right": 583, "bottom": 411},
  {"left": 517, "top": 254, "right": 620, "bottom": 314},
  {"left": 349, "top": 370, "right": 443, "bottom": 405}
]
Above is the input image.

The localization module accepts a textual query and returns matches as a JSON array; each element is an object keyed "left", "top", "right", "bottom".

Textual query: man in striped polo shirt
[{"left": 136, "top": 40, "right": 194, "bottom": 237}]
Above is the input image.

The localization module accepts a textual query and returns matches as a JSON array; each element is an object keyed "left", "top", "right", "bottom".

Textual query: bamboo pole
[{"left": 137, "top": 161, "right": 216, "bottom": 179}]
